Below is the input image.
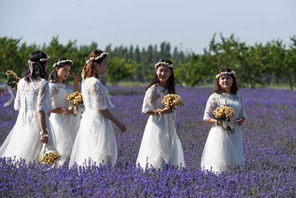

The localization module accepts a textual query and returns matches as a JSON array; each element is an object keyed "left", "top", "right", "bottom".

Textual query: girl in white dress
[
  {"left": 69, "top": 50, "right": 126, "bottom": 167},
  {"left": 48, "top": 58, "right": 81, "bottom": 166},
  {"left": 136, "top": 59, "right": 185, "bottom": 170},
  {"left": 201, "top": 68, "right": 247, "bottom": 174},
  {"left": 0, "top": 51, "right": 53, "bottom": 164}
]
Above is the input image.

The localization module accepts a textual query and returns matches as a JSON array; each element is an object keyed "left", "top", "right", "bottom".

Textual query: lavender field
[{"left": 0, "top": 86, "right": 296, "bottom": 197}]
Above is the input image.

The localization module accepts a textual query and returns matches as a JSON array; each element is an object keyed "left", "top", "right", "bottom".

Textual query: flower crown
[
  {"left": 154, "top": 62, "right": 174, "bottom": 69},
  {"left": 52, "top": 59, "right": 73, "bottom": 67},
  {"left": 40, "top": 56, "right": 50, "bottom": 62},
  {"left": 216, "top": 71, "right": 235, "bottom": 79},
  {"left": 28, "top": 56, "right": 50, "bottom": 63},
  {"left": 86, "top": 52, "right": 108, "bottom": 64}
]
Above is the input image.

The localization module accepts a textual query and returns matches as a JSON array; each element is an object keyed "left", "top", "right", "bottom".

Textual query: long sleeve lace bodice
[
  {"left": 142, "top": 84, "right": 167, "bottom": 113},
  {"left": 203, "top": 93, "right": 247, "bottom": 122},
  {"left": 82, "top": 77, "right": 114, "bottom": 111},
  {"left": 14, "top": 78, "right": 52, "bottom": 112}
]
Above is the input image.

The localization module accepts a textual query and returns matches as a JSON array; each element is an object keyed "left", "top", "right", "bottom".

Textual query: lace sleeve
[
  {"left": 142, "top": 85, "right": 160, "bottom": 113},
  {"left": 37, "top": 81, "right": 52, "bottom": 112},
  {"left": 49, "top": 83, "right": 58, "bottom": 109},
  {"left": 93, "top": 80, "right": 108, "bottom": 110},
  {"left": 203, "top": 94, "right": 218, "bottom": 120},
  {"left": 238, "top": 94, "right": 248, "bottom": 119},
  {"left": 14, "top": 79, "right": 22, "bottom": 110}
]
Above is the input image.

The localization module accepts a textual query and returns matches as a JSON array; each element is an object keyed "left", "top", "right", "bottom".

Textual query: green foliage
[
  {"left": 181, "top": 33, "right": 296, "bottom": 89},
  {"left": 1, "top": 34, "right": 296, "bottom": 88},
  {"left": 107, "top": 57, "right": 135, "bottom": 85}
]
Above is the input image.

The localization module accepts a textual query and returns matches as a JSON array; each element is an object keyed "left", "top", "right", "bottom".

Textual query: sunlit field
[{"left": 0, "top": 86, "right": 296, "bottom": 197}]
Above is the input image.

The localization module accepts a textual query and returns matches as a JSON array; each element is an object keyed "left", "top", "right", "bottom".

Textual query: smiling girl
[
  {"left": 48, "top": 58, "right": 81, "bottom": 166},
  {"left": 201, "top": 67, "right": 247, "bottom": 174},
  {"left": 136, "top": 58, "right": 185, "bottom": 170}
]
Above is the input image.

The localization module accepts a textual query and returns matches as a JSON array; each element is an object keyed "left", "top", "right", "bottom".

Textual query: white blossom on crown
[
  {"left": 86, "top": 52, "right": 109, "bottom": 64},
  {"left": 216, "top": 71, "right": 235, "bottom": 79},
  {"left": 154, "top": 62, "right": 174, "bottom": 68},
  {"left": 52, "top": 59, "right": 73, "bottom": 67}
]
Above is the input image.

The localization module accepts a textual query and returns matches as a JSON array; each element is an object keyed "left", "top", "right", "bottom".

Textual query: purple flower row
[{"left": 0, "top": 86, "right": 295, "bottom": 197}]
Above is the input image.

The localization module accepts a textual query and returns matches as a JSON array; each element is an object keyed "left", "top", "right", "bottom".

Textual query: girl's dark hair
[
  {"left": 49, "top": 58, "right": 73, "bottom": 83},
  {"left": 82, "top": 50, "right": 108, "bottom": 80},
  {"left": 25, "top": 51, "right": 49, "bottom": 82},
  {"left": 214, "top": 67, "right": 238, "bottom": 94},
  {"left": 146, "top": 58, "right": 175, "bottom": 94}
]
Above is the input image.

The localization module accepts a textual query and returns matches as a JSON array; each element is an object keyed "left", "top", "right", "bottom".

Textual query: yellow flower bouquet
[
  {"left": 39, "top": 143, "right": 61, "bottom": 165},
  {"left": 161, "top": 94, "right": 184, "bottom": 110},
  {"left": 214, "top": 105, "right": 235, "bottom": 134},
  {"left": 6, "top": 70, "right": 20, "bottom": 91},
  {"left": 66, "top": 91, "right": 83, "bottom": 114}
]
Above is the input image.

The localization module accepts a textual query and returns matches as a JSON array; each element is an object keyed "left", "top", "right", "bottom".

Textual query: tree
[{"left": 107, "top": 57, "right": 134, "bottom": 85}]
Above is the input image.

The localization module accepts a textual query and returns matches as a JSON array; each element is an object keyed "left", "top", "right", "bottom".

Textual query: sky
[{"left": 0, "top": 0, "right": 295, "bottom": 54}]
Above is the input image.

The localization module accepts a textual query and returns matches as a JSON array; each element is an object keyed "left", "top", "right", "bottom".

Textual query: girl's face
[
  {"left": 95, "top": 57, "right": 108, "bottom": 75},
  {"left": 156, "top": 66, "right": 172, "bottom": 86},
  {"left": 56, "top": 64, "right": 71, "bottom": 83},
  {"left": 218, "top": 74, "right": 233, "bottom": 91}
]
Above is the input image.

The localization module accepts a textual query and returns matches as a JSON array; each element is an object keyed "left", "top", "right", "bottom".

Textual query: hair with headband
[
  {"left": 82, "top": 50, "right": 108, "bottom": 80},
  {"left": 214, "top": 67, "right": 238, "bottom": 94},
  {"left": 52, "top": 59, "right": 73, "bottom": 68},
  {"left": 146, "top": 58, "right": 175, "bottom": 94},
  {"left": 24, "top": 51, "right": 49, "bottom": 82},
  {"left": 49, "top": 58, "right": 73, "bottom": 83},
  {"left": 155, "top": 61, "right": 174, "bottom": 69}
]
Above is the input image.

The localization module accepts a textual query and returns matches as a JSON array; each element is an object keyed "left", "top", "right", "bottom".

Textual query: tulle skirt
[
  {"left": 69, "top": 110, "right": 117, "bottom": 167},
  {"left": 201, "top": 125, "right": 244, "bottom": 174},
  {"left": 49, "top": 113, "right": 80, "bottom": 166},
  {"left": 136, "top": 114, "right": 185, "bottom": 169},
  {"left": 0, "top": 112, "right": 55, "bottom": 164}
]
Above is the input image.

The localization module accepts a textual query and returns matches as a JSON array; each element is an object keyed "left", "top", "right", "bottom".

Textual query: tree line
[{"left": 1, "top": 34, "right": 296, "bottom": 89}]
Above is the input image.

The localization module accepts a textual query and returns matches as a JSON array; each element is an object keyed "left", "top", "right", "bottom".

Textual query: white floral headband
[
  {"left": 40, "top": 56, "right": 50, "bottom": 62},
  {"left": 28, "top": 56, "right": 50, "bottom": 63},
  {"left": 216, "top": 71, "right": 236, "bottom": 79},
  {"left": 86, "top": 52, "right": 108, "bottom": 64},
  {"left": 52, "top": 59, "right": 73, "bottom": 67},
  {"left": 154, "top": 62, "right": 174, "bottom": 69}
]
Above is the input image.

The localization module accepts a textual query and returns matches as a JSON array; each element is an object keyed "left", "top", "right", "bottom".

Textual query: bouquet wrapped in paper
[
  {"left": 39, "top": 143, "right": 61, "bottom": 165},
  {"left": 214, "top": 105, "right": 235, "bottom": 134},
  {"left": 66, "top": 91, "right": 83, "bottom": 115},
  {"left": 161, "top": 94, "right": 184, "bottom": 110}
]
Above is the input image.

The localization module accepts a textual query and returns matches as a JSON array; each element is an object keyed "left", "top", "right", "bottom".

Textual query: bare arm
[
  {"left": 37, "top": 111, "right": 48, "bottom": 143},
  {"left": 236, "top": 117, "right": 246, "bottom": 126},
  {"left": 99, "top": 109, "right": 126, "bottom": 132},
  {"left": 144, "top": 108, "right": 173, "bottom": 115},
  {"left": 73, "top": 72, "right": 80, "bottom": 92},
  {"left": 204, "top": 118, "right": 223, "bottom": 126},
  {"left": 51, "top": 107, "right": 75, "bottom": 115}
]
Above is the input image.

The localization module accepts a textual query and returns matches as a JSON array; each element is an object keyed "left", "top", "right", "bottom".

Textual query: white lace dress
[
  {"left": 0, "top": 78, "right": 54, "bottom": 163},
  {"left": 201, "top": 93, "right": 247, "bottom": 173},
  {"left": 136, "top": 84, "right": 185, "bottom": 169},
  {"left": 69, "top": 77, "right": 116, "bottom": 167},
  {"left": 49, "top": 83, "right": 81, "bottom": 166}
]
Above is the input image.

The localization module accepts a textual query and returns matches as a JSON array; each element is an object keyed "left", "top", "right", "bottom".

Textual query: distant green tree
[
  {"left": 107, "top": 57, "right": 134, "bottom": 85},
  {"left": 0, "top": 37, "right": 23, "bottom": 76}
]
